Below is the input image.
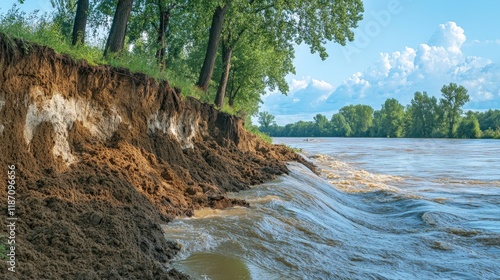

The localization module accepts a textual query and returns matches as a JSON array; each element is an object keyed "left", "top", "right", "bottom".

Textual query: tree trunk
[
  {"left": 214, "top": 39, "right": 232, "bottom": 108},
  {"left": 155, "top": 4, "right": 171, "bottom": 71},
  {"left": 228, "top": 85, "right": 240, "bottom": 107},
  {"left": 227, "top": 68, "right": 237, "bottom": 107},
  {"left": 448, "top": 116, "right": 455, "bottom": 138},
  {"left": 71, "top": 0, "right": 89, "bottom": 45},
  {"left": 104, "top": 0, "right": 134, "bottom": 57},
  {"left": 196, "top": 1, "right": 230, "bottom": 92}
]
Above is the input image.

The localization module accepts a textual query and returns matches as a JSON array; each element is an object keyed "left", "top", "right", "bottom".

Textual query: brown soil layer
[{"left": 0, "top": 33, "right": 314, "bottom": 279}]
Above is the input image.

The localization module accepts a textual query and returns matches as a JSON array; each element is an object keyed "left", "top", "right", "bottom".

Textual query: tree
[
  {"left": 313, "top": 114, "right": 329, "bottom": 136},
  {"left": 225, "top": 41, "right": 291, "bottom": 113},
  {"left": 196, "top": 0, "right": 230, "bottom": 92},
  {"left": 330, "top": 113, "right": 351, "bottom": 137},
  {"left": 457, "top": 112, "right": 481, "bottom": 138},
  {"left": 370, "top": 110, "right": 381, "bottom": 136},
  {"left": 378, "top": 98, "right": 405, "bottom": 137},
  {"left": 214, "top": 1, "right": 296, "bottom": 109},
  {"left": 339, "top": 104, "right": 374, "bottom": 136},
  {"left": 258, "top": 111, "right": 275, "bottom": 132},
  {"left": 198, "top": 0, "right": 363, "bottom": 95},
  {"left": 406, "top": 91, "right": 439, "bottom": 137},
  {"left": 104, "top": 0, "right": 134, "bottom": 56},
  {"left": 142, "top": 0, "right": 186, "bottom": 69},
  {"left": 285, "top": 0, "right": 364, "bottom": 60},
  {"left": 71, "top": 0, "right": 89, "bottom": 45},
  {"left": 214, "top": 30, "right": 234, "bottom": 108},
  {"left": 477, "top": 109, "right": 500, "bottom": 131},
  {"left": 50, "top": 0, "right": 77, "bottom": 38},
  {"left": 440, "top": 83, "right": 470, "bottom": 137}
]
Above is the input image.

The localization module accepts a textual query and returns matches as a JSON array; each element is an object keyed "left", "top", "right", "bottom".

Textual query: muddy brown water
[{"left": 164, "top": 138, "right": 500, "bottom": 279}]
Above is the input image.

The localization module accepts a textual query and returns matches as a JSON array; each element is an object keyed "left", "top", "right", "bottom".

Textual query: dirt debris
[{"left": 0, "top": 33, "right": 314, "bottom": 279}]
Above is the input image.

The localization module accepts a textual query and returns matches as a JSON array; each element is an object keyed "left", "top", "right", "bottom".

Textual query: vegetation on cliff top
[{"left": 0, "top": 0, "right": 363, "bottom": 124}]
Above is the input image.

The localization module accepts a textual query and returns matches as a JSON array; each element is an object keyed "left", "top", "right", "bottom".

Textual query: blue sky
[
  {"left": 2, "top": 1, "right": 500, "bottom": 125},
  {"left": 262, "top": 0, "right": 500, "bottom": 124}
]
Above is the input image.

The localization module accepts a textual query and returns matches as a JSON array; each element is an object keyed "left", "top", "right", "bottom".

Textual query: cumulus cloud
[
  {"left": 287, "top": 77, "right": 334, "bottom": 93},
  {"left": 261, "top": 21, "right": 500, "bottom": 125},
  {"left": 428, "top": 22, "right": 466, "bottom": 51},
  {"left": 312, "top": 79, "right": 334, "bottom": 91},
  {"left": 259, "top": 77, "right": 336, "bottom": 117},
  {"left": 289, "top": 78, "right": 309, "bottom": 93},
  {"left": 326, "top": 21, "right": 500, "bottom": 109}
]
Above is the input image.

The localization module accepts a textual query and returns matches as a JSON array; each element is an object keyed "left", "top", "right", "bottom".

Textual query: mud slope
[{"left": 0, "top": 33, "right": 313, "bottom": 279}]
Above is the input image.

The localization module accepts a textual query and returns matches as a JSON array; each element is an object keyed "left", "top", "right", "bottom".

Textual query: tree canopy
[
  {"left": 440, "top": 83, "right": 470, "bottom": 137},
  {"left": 4, "top": 0, "right": 364, "bottom": 119}
]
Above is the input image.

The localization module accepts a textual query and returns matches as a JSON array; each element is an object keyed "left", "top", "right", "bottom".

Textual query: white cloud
[
  {"left": 469, "top": 39, "right": 500, "bottom": 45},
  {"left": 261, "top": 21, "right": 500, "bottom": 124},
  {"left": 428, "top": 22, "right": 466, "bottom": 52},
  {"left": 476, "top": 90, "right": 494, "bottom": 101},
  {"left": 289, "top": 77, "right": 310, "bottom": 93},
  {"left": 312, "top": 79, "right": 334, "bottom": 91},
  {"left": 288, "top": 77, "right": 334, "bottom": 93},
  {"left": 326, "top": 21, "right": 500, "bottom": 109},
  {"left": 259, "top": 76, "right": 337, "bottom": 119}
]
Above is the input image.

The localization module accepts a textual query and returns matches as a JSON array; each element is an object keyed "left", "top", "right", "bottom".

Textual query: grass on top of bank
[
  {"left": 0, "top": 7, "right": 273, "bottom": 143},
  {"left": 0, "top": 7, "right": 202, "bottom": 101}
]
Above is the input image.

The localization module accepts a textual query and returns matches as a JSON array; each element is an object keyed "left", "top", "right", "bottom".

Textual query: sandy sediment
[{"left": 0, "top": 33, "right": 313, "bottom": 279}]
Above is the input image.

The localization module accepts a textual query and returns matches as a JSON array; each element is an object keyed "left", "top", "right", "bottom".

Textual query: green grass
[
  {"left": 288, "top": 146, "right": 303, "bottom": 153},
  {"left": 245, "top": 123, "right": 272, "bottom": 144},
  {"left": 0, "top": 7, "right": 274, "bottom": 143},
  {"left": 0, "top": 8, "right": 103, "bottom": 63},
  {"left": 0, "top": 8, "right": 213, "bottom": 100}
]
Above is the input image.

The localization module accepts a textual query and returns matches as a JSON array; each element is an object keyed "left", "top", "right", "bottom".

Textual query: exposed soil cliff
[{"left": 0, "top": 33, "right": 313, "bottom": 279}]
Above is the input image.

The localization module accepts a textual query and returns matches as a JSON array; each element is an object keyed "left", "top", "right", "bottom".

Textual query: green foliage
[
  {"left": 50, "top": 0, "right": 77, "bottom": 38},
  {"left": 406, "top": 91, "right": 439, "bottom": 137},
  {"left": 440, "top": 83, "right": 470, "bottom": 137},
  {"left": 245, "top": 119, "right": 272, "bottom": 144},
  {"left": 314, "top": 114, "right": 330, "bottom": 136},
  {"left": 257, "top": 111, "right": 276, "bottom": 132},
  {"left": 275, "top": 0, "right": 364, "bottom": 60},
  {"left": 377, "top": 98, "right": 405, "bottom": 137},
  {"left": 0, "top": 6, "right": 103, "bottom": 63},
  {"left": 339, "top": 104, "right": 374, "bottom": 137},
  {"left": 0, "top": 0, "right": 365, "bottom": 139},
  {"left": 456, "top": 112, "right": 481, "bottom": 138},
  {"left": 482, "top": 128, "right": 500, "bottom": 139},
  {"left": 476, "top": 109, "right": 500, "bottom": 131},
  {"left": 330, "top": 113, "right": 351, "bottom": 137},
  {"left": 259, "top": 84, "right": 497, "bottom": 139}
]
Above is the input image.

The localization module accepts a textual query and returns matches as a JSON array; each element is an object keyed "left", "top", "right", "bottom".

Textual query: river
[{"left": 163, "top": 138, "right": 500, "bottom": 279}]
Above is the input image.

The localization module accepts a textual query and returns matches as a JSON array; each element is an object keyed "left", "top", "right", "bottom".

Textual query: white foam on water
[
  {"left": 238, "top": 195, "right": 283, "bottom": 204},
  {"left": 162, "top": 221, "right": 225, "bottom": 260},
  {"left": 191, "top": 206, "right": 249, "bottom": 219},
  {"left": 312, "top": 154, "right": 405, "bottom": 194}
]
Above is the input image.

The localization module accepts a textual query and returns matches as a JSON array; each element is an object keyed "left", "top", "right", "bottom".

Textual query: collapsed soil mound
[{"left": 0, "top": 33, "right": 314, "bottom": 279}]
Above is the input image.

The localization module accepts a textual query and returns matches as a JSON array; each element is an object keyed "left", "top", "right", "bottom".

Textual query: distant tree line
[{"left": 258, "top": 83, "right": 500, "bottom": 139}]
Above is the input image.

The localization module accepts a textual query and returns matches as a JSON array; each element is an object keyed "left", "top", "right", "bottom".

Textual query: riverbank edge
[{"left": 0, "top": 33, "right": 315, "bottom": 279}]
